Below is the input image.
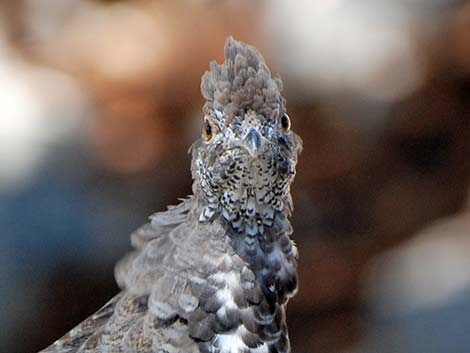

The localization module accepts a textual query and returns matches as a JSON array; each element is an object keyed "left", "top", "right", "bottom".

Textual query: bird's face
[{"left": 192, "top": 108, "right": 302, "bottom": 233}]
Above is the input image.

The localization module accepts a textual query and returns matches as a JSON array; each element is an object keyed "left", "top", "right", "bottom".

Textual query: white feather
[{"left": 215, "top": 327, "right": 269, "bottom": 353}]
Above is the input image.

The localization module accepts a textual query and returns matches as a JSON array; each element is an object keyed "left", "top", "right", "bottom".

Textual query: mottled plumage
[{"left": 40, "top": 37, "right": 302, "bottom": 353}]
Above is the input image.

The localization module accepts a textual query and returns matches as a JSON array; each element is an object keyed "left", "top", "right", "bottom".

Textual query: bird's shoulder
[{"left": 115, "top": 196, "right": 232, "bottom": 297}]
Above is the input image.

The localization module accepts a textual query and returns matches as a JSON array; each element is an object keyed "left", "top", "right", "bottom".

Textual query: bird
[{"left": 40, "top": 36, "right": 302, "bottom": 353}]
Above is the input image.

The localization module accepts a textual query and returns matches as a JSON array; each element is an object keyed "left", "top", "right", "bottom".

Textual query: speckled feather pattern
[{"left": 39, "top": 37, "right": 302, "bottom": 353}]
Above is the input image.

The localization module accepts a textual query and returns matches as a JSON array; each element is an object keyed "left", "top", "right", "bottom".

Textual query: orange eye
[
  {"left": 281, "top": 114, "right": 291, "bottom": 131},
  {"left": 203, "top": 119, "right": 213, "bottom": 141}
]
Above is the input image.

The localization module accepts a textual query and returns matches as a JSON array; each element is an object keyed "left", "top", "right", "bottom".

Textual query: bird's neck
[
  {"left": 195, "top": 191, "right": 297, "bottom": 304},
  {"left": 196, "top": 181, "right": 294, "bottom": 235}
]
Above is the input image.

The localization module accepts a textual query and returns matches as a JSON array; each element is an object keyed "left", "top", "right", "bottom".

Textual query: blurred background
[{"left": 0, "top": 0, "right": 469, "bottom": 352}]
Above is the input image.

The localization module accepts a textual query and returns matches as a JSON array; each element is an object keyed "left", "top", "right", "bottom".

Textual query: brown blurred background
[{"left": 1, "top": 1, "right": 470, "bottom": 352}]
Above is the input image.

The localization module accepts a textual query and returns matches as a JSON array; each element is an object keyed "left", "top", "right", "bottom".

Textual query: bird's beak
[{"left": 242, "top": 127, "right": 264, "bottom": 157}]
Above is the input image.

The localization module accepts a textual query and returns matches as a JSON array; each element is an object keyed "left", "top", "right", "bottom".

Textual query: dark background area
[{"left": 1, "top": 1, "right": 470, "bottom": 352}]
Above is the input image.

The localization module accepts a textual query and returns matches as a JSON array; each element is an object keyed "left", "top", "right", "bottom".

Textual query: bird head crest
[{"left": 201, "top": 36, "right": 285, "bottom": 125}]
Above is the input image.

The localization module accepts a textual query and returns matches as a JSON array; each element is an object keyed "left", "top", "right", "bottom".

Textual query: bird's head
[{"left": 191, "top": 37, "right": 302, "bottom": 235}]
